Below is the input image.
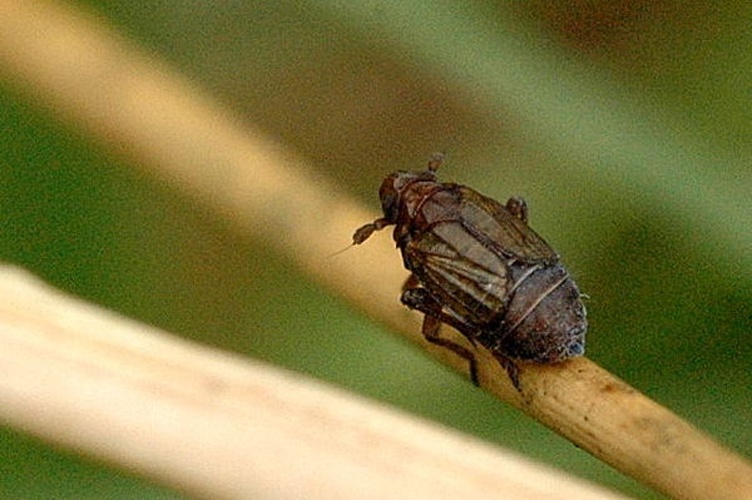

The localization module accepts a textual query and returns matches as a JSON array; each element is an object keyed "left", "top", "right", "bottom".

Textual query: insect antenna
[
  {"left": 427, "top": 152, "right": 446, "bottom": 172},
  {"left": 327, "top": 218, "right": 387, "bottom": 258},
  {"left": 326, "top": 244, "right": 356, "bottom": 259}
]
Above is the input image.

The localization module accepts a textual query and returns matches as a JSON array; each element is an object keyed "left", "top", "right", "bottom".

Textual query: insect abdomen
[{"left": 497, "top": 263, "right": 586, "bottom": 362}]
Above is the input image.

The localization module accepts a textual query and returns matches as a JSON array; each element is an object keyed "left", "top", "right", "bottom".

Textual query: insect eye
[
  {"left": 380, "top": 189, "right": 399, "bottom": 221},
  {"left": 379, "top": 174, "right": 402, "bottom": 221}
]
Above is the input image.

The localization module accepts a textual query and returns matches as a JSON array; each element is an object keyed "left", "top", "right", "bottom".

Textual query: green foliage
[{"left": 1, "top": 2, "right": 749, "bottom": 498}]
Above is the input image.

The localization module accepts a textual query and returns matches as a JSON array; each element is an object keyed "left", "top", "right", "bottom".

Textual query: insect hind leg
[
  {"left": 491, "top": 352, "right": 520, "bottom": 390},
  {"left": 400, "top": 286, "right": 480, "bottom": 386}
]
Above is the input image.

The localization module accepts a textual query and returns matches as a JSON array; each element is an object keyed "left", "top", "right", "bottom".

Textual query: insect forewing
[
  {"left": 457, "top": 187, "right": 558, "bottom": 264},
  {"left": 405, "top": 222, "right": 510, "bottom": 325}
]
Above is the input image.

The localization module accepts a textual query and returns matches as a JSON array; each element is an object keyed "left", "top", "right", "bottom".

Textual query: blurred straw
[
  {"left": 0, "top": 265, "right": 627, "bottom": 499},
  {"left": 0, "top": 1, "right": 750, "bottom": 498}
]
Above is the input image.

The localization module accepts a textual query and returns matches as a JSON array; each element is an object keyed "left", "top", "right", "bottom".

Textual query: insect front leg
[{"left": 400, "top": 286, "right": 481, "bottom": 386}]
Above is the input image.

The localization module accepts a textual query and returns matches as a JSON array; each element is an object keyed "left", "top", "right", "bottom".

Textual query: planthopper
[{"left": 353, "top": 155, "right": 586, "bottom": 388}]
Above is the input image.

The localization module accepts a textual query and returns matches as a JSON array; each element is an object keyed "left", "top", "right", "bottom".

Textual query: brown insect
[{"left": 353, "top": 155, "right": 586, "bottom": 388}]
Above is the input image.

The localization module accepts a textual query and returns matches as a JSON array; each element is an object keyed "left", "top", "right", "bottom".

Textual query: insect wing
[
  {"left": 457, "top": 186, "right": 558, "bottom": 264},
  {"left": 405, "top": 221, "right": 510, "bottom": 325}
]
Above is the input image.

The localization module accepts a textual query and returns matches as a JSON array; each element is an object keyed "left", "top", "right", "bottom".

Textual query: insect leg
[
  {"left": 400, "top": 287, "right": 481, "bottom": 386},
  {"left": 401, "top": 273, "right": 420, "bottom": 292},
  {"left": 401, "top": 288, "right": 478, "bottom": 346},
  {"left": 492, "top": 353, "right": 521, "bottom": 391},
  {"left": 505, "top": 196, "right": 529, "bottom": 224}
]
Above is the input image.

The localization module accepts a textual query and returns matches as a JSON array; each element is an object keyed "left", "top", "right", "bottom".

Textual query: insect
[{"left": 353, "top": 155, "right": 586, "bottom": 388}]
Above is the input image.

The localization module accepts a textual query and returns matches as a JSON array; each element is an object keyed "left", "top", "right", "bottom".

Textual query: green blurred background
[{"left": 1, "top": 1, "right": 750, "bottom": 498}]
